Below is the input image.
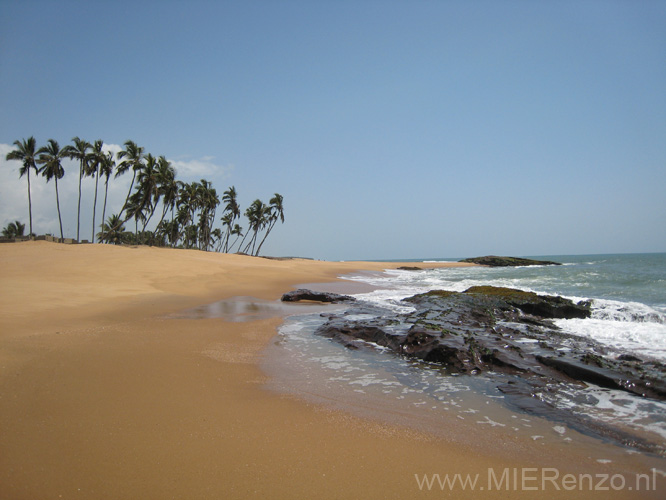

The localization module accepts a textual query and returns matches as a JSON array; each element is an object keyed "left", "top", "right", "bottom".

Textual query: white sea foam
[
  {"left": 542, "top": 383, "right": 666, "bottom": 442},
  {"left": 555, "top": 317, "right": 666, "bottom": 361}
]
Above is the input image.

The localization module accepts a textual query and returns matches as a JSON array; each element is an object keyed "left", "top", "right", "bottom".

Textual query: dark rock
[
  {"left": 536, "top": 355, "right": 666, "bottom": 400},
  {"left": 281, "top": 289, "right": 356, "bottom": 303},
  {"left": 315, "top": 286, "right": 664, "bottom": 402},
  {"left": 397, "top": 266, "right": 423, "bottom": 271},
  {"left": 618, "top": 353, "right": 642, "bottom": 362},
  {"left": 459, "top": 255, "right": 562, "bottom": 267},
  {"left": 463, "top": 286, "right": 591, "bottom": 319}
]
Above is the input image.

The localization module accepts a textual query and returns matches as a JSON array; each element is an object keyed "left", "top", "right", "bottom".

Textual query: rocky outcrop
[
  {"left": 459, "top": 255, "right": 562, "bottom": 267},
  {"left": 281, "top": 289, "right": 356, "bottom": 303},
  {"left": 461, "top": 286, "right": 591, "bottom": 319},
  {"left": 311, "top": 286, "right": 666, "bottom": 450}
]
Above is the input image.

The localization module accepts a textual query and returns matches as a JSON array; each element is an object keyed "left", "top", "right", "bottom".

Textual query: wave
[{"left": 590, "top": 299, "right": 666, "bottom": 324}]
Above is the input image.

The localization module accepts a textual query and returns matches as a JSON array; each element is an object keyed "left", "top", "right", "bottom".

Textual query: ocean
[
  {"left": 346, "top": 253, "right": 666, "bottom": 361},
  {"left": 263, "top": 253, "right": 666, "bottom": 459}
]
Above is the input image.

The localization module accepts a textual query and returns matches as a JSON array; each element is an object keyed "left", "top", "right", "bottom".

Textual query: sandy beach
[{"left": 0, "top": 242, "right": 661, "bottom": 499}]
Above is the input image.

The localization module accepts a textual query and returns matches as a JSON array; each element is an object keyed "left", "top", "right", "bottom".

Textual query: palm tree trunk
[
  {"left": 27, "top": 169, "right": 33, "bottom": 238},
  {"left": 120, "top": 170, "right": 137, "bottom": 221},
  {"left": 101, "top": 177, "right": 109, "bottom": 243},
  {"left": 156, "top": 202, "right": 169, "bottom": 233},
  {"left": 245, "top": 230, "right": 258, "bottom": 255},
  {"left": 142, "top": 205, "right": 156, "bottom": 233},
  {"left": 77, "top": 163, "right": 83, "bottom": 242},
  {"left": 255, "top": 219, "right": 276, "bottom": 256},
  {"left": 223, "top": 228, "right": 230, "bottom": 253},
  {"left": 229, "top": 233, "right": 242, "bottom": 253},
  {"left": 91, "top": 169, "right": 100, "bottom": 242},
  {"left": 55, "top": 176, "right": 64, "bottom": 241},
  {"left": 237, "top": 230, "right": 250, "bottom": 254}
]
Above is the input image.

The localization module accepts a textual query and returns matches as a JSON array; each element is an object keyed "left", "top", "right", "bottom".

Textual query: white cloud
[{"left": 170, "top": 157, "right": 234, "bottom": 180}]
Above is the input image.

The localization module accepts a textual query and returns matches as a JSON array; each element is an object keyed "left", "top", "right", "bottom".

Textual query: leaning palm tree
[
  {"left": 98, "top": 151, "right": 115, "bottom": 243},
  {"left": 241, "top": 199, "right": 268, "bottom": 255},
  {"left": 227, "top": 224, "right": 244, "bottom": 253},
  {"left": 62, "top": 137, "right": 91, "bottom": 242},
  {"left": 115, "top": 140, "right": 145, "bottom": 221},
  {"left": 36, "top": 139, "right": 67, "bottom": 241},
  {"left": 211, "top": 228, "right": 223, "bottom": 252},
  {"left": 97, "top": 214, "right": 126, "bottom": 245},
  {"left": 221, "top": 186, "right": 240, "bottom": 252},
  {"left": 6, "top": 137, "right": 38, "bottom": 238},
  {"left": 255, "top": 193, "right": 285, "bottom": 256}
]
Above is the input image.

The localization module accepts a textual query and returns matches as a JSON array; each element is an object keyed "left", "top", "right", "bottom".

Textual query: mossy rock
[
  {"left": 463, "top": 286, "right": 591, "bottom": 320},
  {"left": 405, "top": 290, "right": 458, "bottom": 302},
  {"left": 464, "top": 286, "right": 540, "bottom": 301}
]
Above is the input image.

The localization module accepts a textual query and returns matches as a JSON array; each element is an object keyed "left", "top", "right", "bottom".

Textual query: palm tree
[
  {"left": 2, "top": 220, "right": 25, "bottom": 238},
  {"left": 98, "top": 151, "right": 115, "bottom": 243},
  {"left": 196, "top": 179, "right": 219, "bottom": 251},
  {"left": 174, "top": 203, "right": 190, "bottom": 248},
  {"left": 115, "top": 140, "right": 145, "bottom": 222},
  {"left": 211, "top": 228, "right": 223, "bottom": 252},
  {"left": 255, "top": 193, "right": 285, "bottom": 256},
  {"left": 133, "top": 153, "right": 161, "bottom": 235},
  {"left": 178, "top": 181, "right": 201, "bottom": 248},
  {"left": 6, "top": 137, "right": 38, "bottom": 238},
  {"left": 124, "top": 193, "right": 145, "bottom": 242},
  {"left": 86, "top": 140, "right": 106, "bottom": 242},
  {"left": 221, "top": 186, "right": 240, "bottom": 252},
  {"left": 36, "top": 139, "right": 67, "bottom": 241},
  {"left": 220, "top": 213, "right": 233, "bottom": 251},
  {"left": 228, "top": 224, "right": 243, "bottom": 253},
  {"left": 241, "top": 199, "right": 268, "bottom": 255},
  {"left": 97, "top": 214, "right": 126, "bottom": 245},
  {"left": 154, "top": 156, "right": 177, "bottom": 232},
  {"left": 62, "top": 137, "right": 92, "bottom": 242}
]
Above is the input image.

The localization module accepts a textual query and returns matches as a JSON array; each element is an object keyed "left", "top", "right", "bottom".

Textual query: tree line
[{"left": 4, "top": 137, "right": 284, "bottom": 255}]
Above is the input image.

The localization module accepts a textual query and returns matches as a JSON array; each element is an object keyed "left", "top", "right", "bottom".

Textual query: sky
[{"left": 1, "top": 0, "right": 664, "bottom": 261}]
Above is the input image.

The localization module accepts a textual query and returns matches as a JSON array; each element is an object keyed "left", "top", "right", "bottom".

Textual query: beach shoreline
[{"left": 0, "top": 242, "right": 662, "bottom": 499}]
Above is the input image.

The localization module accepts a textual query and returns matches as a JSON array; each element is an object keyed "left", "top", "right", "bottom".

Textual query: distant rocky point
[{"left": 459, "top": 255, "right": 562, "bottom": 267}]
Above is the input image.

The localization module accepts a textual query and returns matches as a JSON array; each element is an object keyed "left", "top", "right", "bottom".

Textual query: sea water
[
  {"left": 345, "top": 253, "right": 666, "bottom": 361},
  {"left": 265, "top": 253, "right": 666, "bottom": 457}
]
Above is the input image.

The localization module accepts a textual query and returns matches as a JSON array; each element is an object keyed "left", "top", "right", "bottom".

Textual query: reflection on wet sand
[{"left": 170, "top": 296, "right": 345, "bottom": 322}]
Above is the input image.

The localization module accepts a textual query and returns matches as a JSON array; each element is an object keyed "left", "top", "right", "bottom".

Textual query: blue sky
[{"left": 1, "top": 0, "right": 664, "bottom": 260}]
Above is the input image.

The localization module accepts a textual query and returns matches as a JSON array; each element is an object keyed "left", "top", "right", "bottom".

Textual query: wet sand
[{"left": 0, "top": 242, "right": 662, "bottom": 499}]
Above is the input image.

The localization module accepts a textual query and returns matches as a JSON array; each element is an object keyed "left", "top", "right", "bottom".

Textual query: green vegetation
[
  {"left": 2, "top": 220, "right": 25, "bottom": 238},
  {"left": 5, "top": 136, "right": 285, "bottom": 255}
]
